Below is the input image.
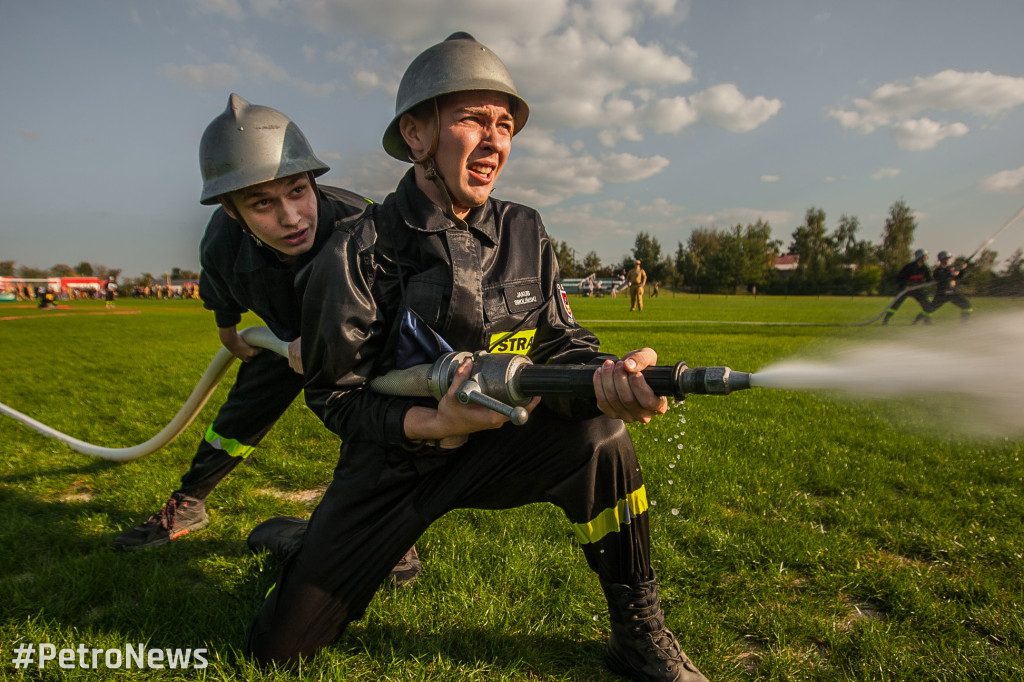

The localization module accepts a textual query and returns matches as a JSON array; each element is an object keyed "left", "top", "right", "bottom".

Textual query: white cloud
[
  {"left": 601, "top": 152, "right": 670, "bottom": 183},
  {"left": 890, "top": 117, "right": 968, "bottom": 151},
  {"left": 495, "top": 130, "right": 669, "bottom": 206},
  {"left": 249, "top": 2, "right": 775, "bottom": 146},
  {"left": 293, "top": 0, "right": 569, "bottom": 43},
  {"left": 689, "top": 84, "right": 783, "bottom": 133},
  {"left": 872, "top": 167, "right": 901, "bottom": 180},
  {"left": 209, "top": 45, "right": 336, "bottom": 96},
  {"left": 189, "top": 0, "right": 244, "bottom": 21},
  {"left": 164, "top": 62, "right": 241, "bottom": 89},
  {"left": 760, "top": 174, "right": 780, "bottom": 183},
  {"left": 631, "top": 84, "right": 781, "bottom": 140},
  {"left": 686, "top": 208, "right": 794, "bottom": 229},
  {"left": 981, "top": 165, "right": 1024, "bottom": 194},
  {"left": 830, "top": 70, "right": 1024, "bottom": 149},
  {"left": 638, "top": 197, "right": 685, "bottom": 217}
]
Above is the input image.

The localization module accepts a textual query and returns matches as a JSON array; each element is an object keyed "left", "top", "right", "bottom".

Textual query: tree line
[
  {"left": 553, "top": 199, "right": 1024, "bottom": 296},
  {"left": 0, "top": 261, "right": 199, "bottom": 287}
]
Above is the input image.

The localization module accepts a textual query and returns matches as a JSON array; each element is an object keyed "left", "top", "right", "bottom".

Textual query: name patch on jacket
[
  {"left": 489, "top": 329, "right": 536, "bottom": 354},
  {"left": 504, "top": 284, "right": 541, "bottom": 313}
]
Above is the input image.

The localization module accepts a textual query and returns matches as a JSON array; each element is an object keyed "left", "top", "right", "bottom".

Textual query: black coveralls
[
  {"left": 178, "top": 186, "right": 370, "bottom": 500},
  {"left": 929, "top": 263, "right": 973, "bottom": 315},
  {"left": 889, "top": 260, "right": 932, "bottom": 314},
  {"left": 246, "top": 171, "right": 652, "bottom": 664}
]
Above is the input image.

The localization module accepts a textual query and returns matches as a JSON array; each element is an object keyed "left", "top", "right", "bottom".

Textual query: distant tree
[
  {"left": 108, "top": 268, "right": 122, "bottom": 282},
  {"left": 139, "top": 273, "right": 155, "bottom": 286},
  {"left": 678, "top": 228, "right": 722, "bottom": 291},
  {"left": 996, "top": 248, "right": 1024, "bottom": 296},
  {"left": 623, "top": 232, "right": 670, "bottom": 283},
  {"left": 581, "top": 251, "right": 603, "bottom": 277},
  {"left": 0, "top": 261, "right": 15, "bottom": 277},
  {"left": 676, "top": 222, "right": 778, "bottom": 293},
  {"left": 17, "top": 265, "right": 48, "bottom": 279},
  {"left": 51, "top": 264, "right": 75, "bottom": 277},
  {"left": 963, "top": 249, "right": 998, "bottom": 295},
  {"left": 737, "top": 219, "right": 782, "bottom": 291},
  {"left": 879, "top": 199, "right": 916, "bottom": 278},
  {"left": 552, "top": 240, "right": 579, "bottom": 279},
  {"left": 75, "top": 262, "right": 94, "bottom": 277},
  {"left": 788, "top": 207, "right": 834, "bottom": 291},
  {"left": 171, "top": 267, "right": 200, "bottom": 281}
]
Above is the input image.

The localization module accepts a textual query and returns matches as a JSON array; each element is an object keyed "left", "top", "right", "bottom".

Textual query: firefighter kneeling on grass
[{"left": 244, "top": 32, "right": 709, "bottom": 682}]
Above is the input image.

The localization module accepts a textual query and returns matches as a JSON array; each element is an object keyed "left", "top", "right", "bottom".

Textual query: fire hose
[
  {"left": 0, "top": 326, "right": 290, "bottom": 462},
  {"left": 1, "top": 325, "right": 753, "bottom": 458}
]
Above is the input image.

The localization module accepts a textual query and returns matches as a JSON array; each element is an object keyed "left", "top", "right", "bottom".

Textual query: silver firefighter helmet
[
  {"left": 199, "top": 93, "right": 329, "bottom": 205},
  {"left": 382, "top": 32, "right": 530, "bottom": 162}
]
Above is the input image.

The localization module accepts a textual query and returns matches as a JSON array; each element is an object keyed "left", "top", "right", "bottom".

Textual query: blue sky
[{"left": 3, "top": 1, "right": 1024, "bottom": 279}]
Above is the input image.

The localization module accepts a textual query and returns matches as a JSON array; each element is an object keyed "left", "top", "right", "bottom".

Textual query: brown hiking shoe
[{"left": 113, "top": 492, "right": 209, "bottom": 551}]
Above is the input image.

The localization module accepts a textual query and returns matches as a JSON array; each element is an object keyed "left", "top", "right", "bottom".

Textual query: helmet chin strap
[{"left": 408, "top": 99, "right": 467, "bottom": 230}]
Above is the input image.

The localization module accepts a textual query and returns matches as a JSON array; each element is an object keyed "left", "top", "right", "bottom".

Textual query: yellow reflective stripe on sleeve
[
  {"left": 572, "top": 485, "right": 649, "bottom": 545},
  {"left": 205, "top": 425, "right": 256, "bottom": 459},
  {"left": 488, "top": 329, "right": 536, "bottom": 354}
]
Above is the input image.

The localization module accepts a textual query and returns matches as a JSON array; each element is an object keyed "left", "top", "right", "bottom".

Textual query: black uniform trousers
[
  {"left": 889, "top": 288, "right": 930, "bottom": 312},
  {"left": 178, "top": 350, "right": 305, "bottom": 500},
  {"left": 246, "top": 405, "right": 651, "bottom": 665},
  {"left": 928, "top": 290, "right": 971, "bottom": 313}
]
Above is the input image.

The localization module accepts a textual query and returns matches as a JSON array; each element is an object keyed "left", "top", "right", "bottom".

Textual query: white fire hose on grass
[{"left": 0, "top": 326, "right": 290, "bottom": 462}]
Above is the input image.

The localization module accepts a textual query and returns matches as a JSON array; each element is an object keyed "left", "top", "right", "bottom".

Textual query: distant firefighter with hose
[
  {"left": 883, "top": 249, "right": 932, "bottom": 326},
  {"left": 110, "top": 96, "right": 423, "bottom": 573},
  {"left": 926, "top": 250, "right": 974, "bottom": 323}
]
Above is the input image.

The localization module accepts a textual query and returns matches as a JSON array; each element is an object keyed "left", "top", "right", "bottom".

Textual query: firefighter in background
[
  {"left": 883, "top": 249, "right": 932, "bottom": 325},
  {"left": 104, "top": 276, "right": 118, "bottom": 309},
  {"left": 925, "top": 250, "right": 974, "bottom": 323},
  {"left": 627, "top": 259, "right": 647, "bottom": 312}
]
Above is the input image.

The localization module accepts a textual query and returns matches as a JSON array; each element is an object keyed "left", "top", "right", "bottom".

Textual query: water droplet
[
  {"left": 669, "top": 464, "right": 675, "bottom": 469},
  {"left": 677, "top": 444, "right": 683, "bottom": 450},
  {"left": 671, "top": 509, "right": 680, "bottom": 516},
  {"left": 651, "top": 500, "right": 657, "bottom": 506}
]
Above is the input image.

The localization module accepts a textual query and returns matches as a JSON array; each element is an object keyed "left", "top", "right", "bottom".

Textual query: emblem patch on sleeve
[{"left": 557, "top": 283, "right": 575, "bottom": 323}]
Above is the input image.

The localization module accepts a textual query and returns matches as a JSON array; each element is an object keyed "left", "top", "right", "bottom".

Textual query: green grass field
[{"left": 1, "top": 295, "right": 1022, "bottom": 681}]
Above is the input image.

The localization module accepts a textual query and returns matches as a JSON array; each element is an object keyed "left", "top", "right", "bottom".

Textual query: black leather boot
[{"left": 600, "top": 573, "right": 709, "bottom": 681}]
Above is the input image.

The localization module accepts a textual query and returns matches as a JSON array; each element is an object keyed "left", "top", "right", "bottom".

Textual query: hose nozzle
[{"left": 677, "top": 366, "right": 752, "bottom": 395}]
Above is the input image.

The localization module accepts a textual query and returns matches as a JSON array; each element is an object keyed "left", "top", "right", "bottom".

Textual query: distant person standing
[
  {"left": 883, "top": 249, "right": 931, "bottom": 325},
  {"left": 627, "top": 259, "right": 647, "bottom": 312},
  {"left": 104, "top": 277, "right": 118, "bottom": 309},
  {"left": 926, "top": 250, "right": 973, "bottom": 323}
]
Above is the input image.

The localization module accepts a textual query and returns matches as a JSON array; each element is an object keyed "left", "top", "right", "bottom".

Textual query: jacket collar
[{"left": 395, "top": 170, "right": 497, "bottom": 245}]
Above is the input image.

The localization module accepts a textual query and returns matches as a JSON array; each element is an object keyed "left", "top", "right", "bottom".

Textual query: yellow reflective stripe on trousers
[
  {"left": 572, "top": 485, "right": 648, "bottom": 545},
  {"left": 204, "top": 425, "right": 256, "bottom": 458}
]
